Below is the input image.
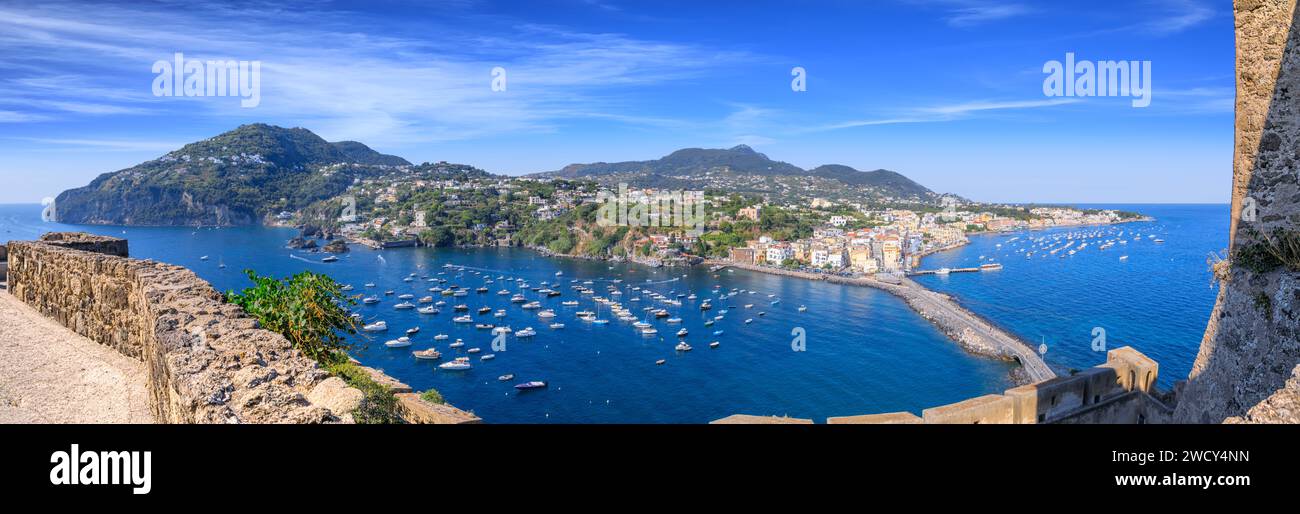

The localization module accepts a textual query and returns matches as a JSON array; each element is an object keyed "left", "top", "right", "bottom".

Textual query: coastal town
[{"left": 292, "top": 167, "right": 1145, "bottom": 278}]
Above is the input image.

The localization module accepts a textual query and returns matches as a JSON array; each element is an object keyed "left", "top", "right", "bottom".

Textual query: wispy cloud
[
  {"left": 0, "top": 1, "right": 751, "bottom": 145},
  {"left": 906, "top": 1, "right": 1033, "bottom": 27},
  {"left": 5, "top": 136, "right": 185, "bottom": 151},
  {"left": 805, "top": 98, "right": 1079, "bottom": 133},
  {"left": 1140, "top": 0, "right": 1215, "bottom": 35}
]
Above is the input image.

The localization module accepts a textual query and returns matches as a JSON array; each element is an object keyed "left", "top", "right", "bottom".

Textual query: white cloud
[{"left": 0, "top": 1, "right": 751, "bottom": 145}]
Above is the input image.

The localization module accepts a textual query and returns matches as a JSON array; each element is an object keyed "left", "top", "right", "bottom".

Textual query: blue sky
[{"left": 0, "top": 0, "right": 1232, "bottom": 204}]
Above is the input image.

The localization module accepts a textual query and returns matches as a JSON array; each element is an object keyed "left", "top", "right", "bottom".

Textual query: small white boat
[
  {"left": 384, "top": 337, "right": 411, "bottom": 348},
  {"left": 394, "top": 302, "right": 415, "bottom": 310},
  {"left": 655, "top": 359, "right": 666, "bottom": 365},
  {"left": 498, "top": 374, "right": 515, "bottom": 381},
  {"left": 418, "top": 306, "right": 439, "bottom": 315},
  {"left": 453, "top": 315, "right": 472, "bottom": 323},
  {"left": 516, "top": 327, "right": 537, "bottom": 337},
  {"left": 675, "top": 342, "right": 692, "bottom": 352},
  {"left": 467, "top": 347, "right": 481, "bottom": 354},
  {"left": 676, "top": 328, "right": 688, "bottom": 337},
  {"left": 434, "top": 334, "right": 449, "bottom": 340},
  {"left": 492, "top": 326, "right": 513, "bottom": 334},
  {"left": 798, "top": 305, "right": 807, "bottom": 312},
  {"left": 480, "top": 354, "right": 495, "bottom": 361},
  {"left": 199, "top": 255, "right": 209, "bottom": 261},
  {"left": 549, "top": 323, "right": 565, "bottom": 329},
  {"left": 665, "top": 317, "right": 682, "bottom": 324},
  {"left": 561, "top": 300, "right": 579, "bottom": 306},
  {"left": 494, "top": 309, "right": 507, "bottom": 318},
  {"left": 449, "top": 339, "right": 465, "bottom": 348},
  {"left": 537, "top": 310, "right": 556, "bottom": 319},
  {"left": 412, "top": 348, "right": 441, "bottom": 360},
  {"left": 363, "top": 296, "right": 380, "bottom": 305},
  {"left": 362, "top": 321, "right": 388, "bottom": 332},
  {"left": 398, "top": 293, "right": 414, "bottom": 300},
  {"left": 744, "top": 318, "right": 753, "bottom": 324},
  {"left": 439, "top": 357, "right": 471, "bottom": 370},
  {"left": 709, "top": 341, "right": 720, "bottom": 348},
  {"left": 405, "top": 327, "right": 420, "bottom": 335},
  {"left": 641, "top": 327, "right": 658, "bottom": 335}
]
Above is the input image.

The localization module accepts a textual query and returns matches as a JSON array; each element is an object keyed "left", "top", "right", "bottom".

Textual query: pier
[{"left": 707, "top": 261, "right": 1056, "bottom": 383}]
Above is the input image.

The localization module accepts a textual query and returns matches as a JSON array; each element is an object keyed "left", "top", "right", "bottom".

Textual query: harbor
[{"left": 706, "top": 260, "right": 1055, "bottom": 383}]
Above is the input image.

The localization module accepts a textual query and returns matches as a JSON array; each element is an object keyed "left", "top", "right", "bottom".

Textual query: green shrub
[
  {"left": 420, "top": 389, "right": 445, "bottom": 404},
  {"left": 226, "top": 270, "right": 358, "bottom": 364},
  {"left": 326, "top": 361, "right": 402, "bottom": 424}
]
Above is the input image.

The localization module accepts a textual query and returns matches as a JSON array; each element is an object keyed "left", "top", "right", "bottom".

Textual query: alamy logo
[
  {"left": 596, "top": 183, "right": 707, "bottom": 236},
  {"left": 152, "top": 52, "right": 261, "bottom": 108},
  {"left": 1043, "top": 52, "right": 1151, "bottom": 108},
  {"left": 50, "top": 444, "right": 152, "bottom": 495}
]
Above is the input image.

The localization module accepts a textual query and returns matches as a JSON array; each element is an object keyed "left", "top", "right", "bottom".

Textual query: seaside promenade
[
  {"left": 706, "top": 260, "right": 1056, "bottom": 383},
  {"left": 0, "top": 286, "right": 152, "bottom": 423}
]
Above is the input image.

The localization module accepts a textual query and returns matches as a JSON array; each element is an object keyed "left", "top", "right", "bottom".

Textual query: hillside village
[{"left": 299, "top": 166, "right": 1143, "bottom": 274}]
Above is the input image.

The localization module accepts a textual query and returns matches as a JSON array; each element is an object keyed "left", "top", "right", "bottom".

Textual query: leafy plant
[
  {"left": 420, "top": 389, "right": 446, "bottom": 405},
  {"left": 226, "top": 269, "right": 358, "bottom": 364},
  {"left": 325, "top": 360, "right": 402, "bottom": 424}
]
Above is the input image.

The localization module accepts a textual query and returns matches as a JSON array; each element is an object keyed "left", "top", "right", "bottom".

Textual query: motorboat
[
  {"left": 798, "top": 305, "right": 807, "bottom": 312},
  {"left": 675, "top": 342, "right": 692, "bottom": 352},
  {"left": 449, "top": 339, "right": 465, "bottom": 348},
  {"left": 394, "top": 302, "right": 415, "bottom": 310},
  {"left": 454, "top": 304, "right": 469, "bottom": 311},
  {"left": 439, "top": 357, "right": 471, "bottom": 370},
  {"left": 514, "top": 381, "right": 547, "bottom": 390},
  {"left": 492, "top": 326, "right": 512, "bottom": 335},
  {"left": 665, "top": 317, "right": 682, "bottom": 324},
  {"left": 434, "top": 334, "right": 449, "bottom": 340},
  {"left": 561, "top": 300, "right": 579, "bottom": 306},
  {"left": 405, "top": 327, "right": 420, "bottom": 335},
  {"left": 676, "top": 328, "right": 688, "bottom": 337},
  {"left": 516, "top": 327, "right": 537, "bottom": 337},
  {"left": 362, "top": 321, "right": 387, "bottom": 332},
  {"left": 478, "top": 306, "right": 492, "bottom": 314},
  {"left": 537, "top": 310, "right": 556, "bottom": 319},
  {"left": 412, "top": 348, "right": 441, "bottom": 360},
  {"left": 475, "top": 323, "right": 495, "bottom": 330},
  {"left": 549, "top": 323, "right": 565, "bottom": 329},
  {"left": 398, "top": 293, "right": 414, "bottom": 300},
  {"left": 655, "top": 359, "right": 666, "bottom": 365},
  {"left": 363, "top": 296, "right": 380, "bottom": 305},
  {"left": 480, "top": 354, "right": 495, "bottom": 361},
  {"left": 452, "top": 315, "right": 472, "bottom": 323},
  {"left": 384, "top": 337, "right": 411, "bottom": 348},
  {"left": 709, "top": 341, "right": 720, "bottom": 349},
  {"left": 418, "top": 306, "right": 439, "bottom": 315},
  {"left": 494, "top": 309, "right": 507, "bottom": 318},
  {"left": 641, "top": 327, "right": 658, "bottom": 335},
  {"left": 467, "top": 347, "right": 481, "bottom": 354},
  {"left": 498, "top": 374, "right": 515, "bottom": 381}
]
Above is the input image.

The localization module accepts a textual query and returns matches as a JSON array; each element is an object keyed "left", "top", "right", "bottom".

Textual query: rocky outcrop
[{"left": 1173, "top": 0, "right": 1300, "bottom": 423}]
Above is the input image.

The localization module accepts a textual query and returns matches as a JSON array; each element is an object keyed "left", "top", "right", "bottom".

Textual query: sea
[{"left": 0, "top": 203, "right": 1226, "bottom": 423}]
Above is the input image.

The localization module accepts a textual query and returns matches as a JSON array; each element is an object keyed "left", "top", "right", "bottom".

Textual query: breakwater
[{"left": 706, "top": 260, "right": 1056, "bottom": 384}]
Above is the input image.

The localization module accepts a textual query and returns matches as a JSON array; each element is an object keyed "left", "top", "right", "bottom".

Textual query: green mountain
[
  {"left": 54, "top": 124, "right": 411, "bottom": 226},
  {"left": 540, "top": 145, "right": 937, "bottom": 203}
]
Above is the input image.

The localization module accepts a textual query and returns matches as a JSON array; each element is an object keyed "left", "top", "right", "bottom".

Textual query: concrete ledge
[
  {"left": 710, "top": 414, "right": 813, "bottom": 424},
  {"left": 922, "top": 394, "right": 1015, "bottom": 424},
  {"left": 827, "top": 412, "right": 922, "bottom": 424},
  {"left": 395, "top": 393, "right": 482, "bottom": 424}
]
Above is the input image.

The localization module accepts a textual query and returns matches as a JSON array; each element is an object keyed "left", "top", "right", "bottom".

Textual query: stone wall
[
  {"left": 8, "top": 233, "right": 339, "bottom": 423},
  {"left": 1173, "top": 0, "right": 1300, "bottom": 423},
  {"left": 734, "top": 346, "right": 1168, "bottom": 424}
]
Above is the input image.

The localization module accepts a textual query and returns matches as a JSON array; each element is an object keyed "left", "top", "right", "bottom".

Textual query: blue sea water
[
  {"left": 0, "top": 203, "right": 1225, "bottom": 421},
  {"left": 914, "top": 204, "right": 1228, "bottom": 389}
]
